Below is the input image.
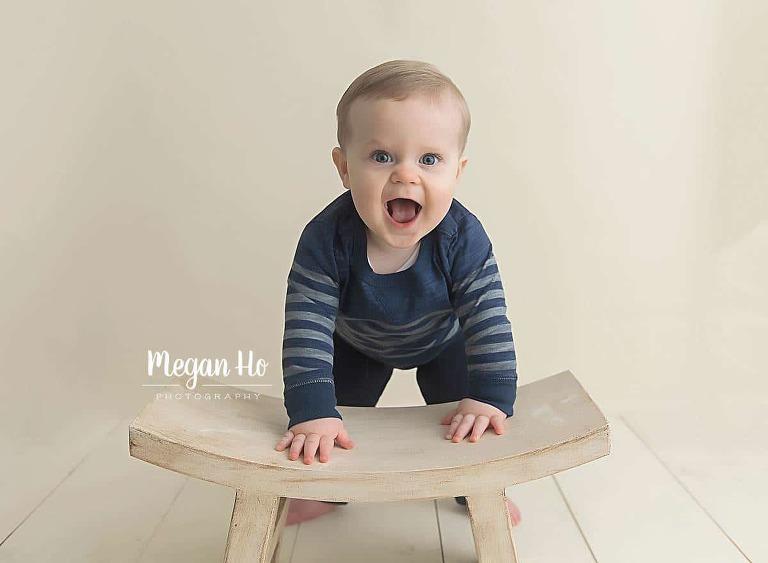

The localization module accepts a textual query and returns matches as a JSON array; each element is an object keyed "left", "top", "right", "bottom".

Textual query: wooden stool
[{"left": 129, "top": 370, "right": 610, "bottom": 562}]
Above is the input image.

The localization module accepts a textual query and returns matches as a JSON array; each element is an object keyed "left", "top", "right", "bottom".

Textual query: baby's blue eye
[
  {"left": 369, "top": 150, "right": 442, "bottom": 166},
  {"left": 372, "top": 151, "right": 391, "bottom": 163}
]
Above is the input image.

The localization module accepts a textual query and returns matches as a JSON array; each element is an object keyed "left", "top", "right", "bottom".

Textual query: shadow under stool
[{"left": 129, "top": 369, "right": 610, "bottom": 562}]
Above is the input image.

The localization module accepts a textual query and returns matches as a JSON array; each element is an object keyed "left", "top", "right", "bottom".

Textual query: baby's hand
[
  {"left": 440, "top": 398, "right": 507, "bottom": 443},
  {"left": 274, "top": 417, "right": 354, "bottom": 464}
]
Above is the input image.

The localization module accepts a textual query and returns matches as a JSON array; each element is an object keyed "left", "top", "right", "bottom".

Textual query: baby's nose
[{"left": 391, "top": 165, "right": 420, "bottom": 184}]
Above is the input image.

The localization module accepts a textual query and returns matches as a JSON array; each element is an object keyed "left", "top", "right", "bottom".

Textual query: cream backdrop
[{"left": 1, "top": 2, "right": 766, "bottom": 447}]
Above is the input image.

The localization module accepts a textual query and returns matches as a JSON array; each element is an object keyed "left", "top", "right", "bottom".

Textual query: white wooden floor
[{"left": 0, "top": 400, "right": 763, "bottom": 563}]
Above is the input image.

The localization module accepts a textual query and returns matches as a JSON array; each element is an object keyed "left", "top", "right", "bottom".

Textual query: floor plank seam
[
  {"left": 285, "top": 507, "right": 300, "bottom": 563},
  {"left": 0, "top": 418, "right": 123, "bottom": 548},
  {"left": 433, "top": 499, "right": 446, "bottom": 563},
  {"left": 552, "top": 475, "right": 599, "bottom": 563},
  {"left": 133, "top": 477, "right": 189, "bottom": 562},
  {"left": 619, "top": 415, "right": 754, "bottom": 562}
]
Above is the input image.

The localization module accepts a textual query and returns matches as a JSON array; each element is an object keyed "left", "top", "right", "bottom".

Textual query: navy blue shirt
[{"left": 282, "top": 190, "right": 518, "bottom": 429}]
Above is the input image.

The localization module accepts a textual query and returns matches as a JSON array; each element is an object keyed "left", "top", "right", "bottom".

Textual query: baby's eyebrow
[
  {"left": 365, "top": 140, "right": 445, "bottom": 153},
  {"left": 365, "top": 139, "right": 396, "bottom": 149}
]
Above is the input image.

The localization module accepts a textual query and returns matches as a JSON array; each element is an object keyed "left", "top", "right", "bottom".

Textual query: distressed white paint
[{"left": 129, "top": 370, "right": 610, "bottom": 562}]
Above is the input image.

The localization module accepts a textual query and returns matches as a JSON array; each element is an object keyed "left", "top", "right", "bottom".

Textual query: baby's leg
[{"left": 332, "top": 330, "right": 395, "bottom": 407}]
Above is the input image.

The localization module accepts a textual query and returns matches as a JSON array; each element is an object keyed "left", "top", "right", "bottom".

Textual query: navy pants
[{"left": 322, "top": 330, "right": 470, "bottom": 507}]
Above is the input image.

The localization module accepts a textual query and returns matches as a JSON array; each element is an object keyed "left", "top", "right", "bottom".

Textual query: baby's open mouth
[{"left": 386, "top": 198, "right": 422, "bottom": 224}]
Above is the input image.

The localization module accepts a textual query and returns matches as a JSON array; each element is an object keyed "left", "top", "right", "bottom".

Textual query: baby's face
[{"left": 332, "top": 92, "right": 468, "bottom": 251}]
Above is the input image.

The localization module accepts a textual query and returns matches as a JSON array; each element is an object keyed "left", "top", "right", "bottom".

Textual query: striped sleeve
[
  {"left": 281, "top": 220, "right": 342, "bottom": 429},
  {"left": 448, "top": 214, "right": 518, "bottom": 417}
]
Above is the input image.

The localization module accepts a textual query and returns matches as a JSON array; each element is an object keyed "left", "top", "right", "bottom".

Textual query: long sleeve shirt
[{"left": 281, "top": 190, "right": 518, "bottom": 430}]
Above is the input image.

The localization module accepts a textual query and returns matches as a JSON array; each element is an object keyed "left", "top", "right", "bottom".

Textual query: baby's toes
[{"left": 507, "top": 500, "right": 522, "bottom": 526}]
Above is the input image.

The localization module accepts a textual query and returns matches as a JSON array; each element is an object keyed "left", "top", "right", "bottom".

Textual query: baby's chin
[{"left": 378, "top": 229, "right": 427, "bottom": 249}]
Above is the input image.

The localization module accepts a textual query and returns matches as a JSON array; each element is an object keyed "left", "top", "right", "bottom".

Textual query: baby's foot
[
  {"left": 507, "top": 500, "right": 522, "bottom": 526},
  {"left": 285, "top": 499, "right": 340, "bottom": 526}
]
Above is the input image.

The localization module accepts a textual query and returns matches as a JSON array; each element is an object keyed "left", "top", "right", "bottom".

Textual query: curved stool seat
[{"left": 129, "top": 369, "right": 610, "bottom": 562}]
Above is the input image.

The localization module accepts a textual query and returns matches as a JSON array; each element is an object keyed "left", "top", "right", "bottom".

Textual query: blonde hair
[{"left": 336, "top": 60, "right": 471, "bottom": 155}]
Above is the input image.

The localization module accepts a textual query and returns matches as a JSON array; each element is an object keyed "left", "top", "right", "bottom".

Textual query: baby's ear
[
  {"left": 331, "top": 147, "right": 351, "bottom": 189},
  {"left": 455, "top": 156, "right": 469, "bottom": 181}
]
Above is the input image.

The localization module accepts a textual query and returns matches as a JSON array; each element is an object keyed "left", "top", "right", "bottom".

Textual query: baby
[{"left": 274, "top": 60, "right": 521, "bottom": 527}]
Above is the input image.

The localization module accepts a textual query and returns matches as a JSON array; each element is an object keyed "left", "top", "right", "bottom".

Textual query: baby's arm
[
  {"left": 445, "top": 213, "right": 518, "bottom": 440},
  {"left": 276, "top": 220, "right": 352, "bottom": 463}
]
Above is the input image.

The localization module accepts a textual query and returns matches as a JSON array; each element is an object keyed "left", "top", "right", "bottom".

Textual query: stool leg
[
  {"left": 465, "top": 489, "right": 518, "bottom": 563},
  {"left": 269, "top": 496, "right": 289, "bottom": 563},
  {"left": 224, "top": 490, "right": 288, "bottom": 563}
]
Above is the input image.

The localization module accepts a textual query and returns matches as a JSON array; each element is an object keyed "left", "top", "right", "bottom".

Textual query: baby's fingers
[
  {"left": 275, "top": 431, "right": 294, "bottom": 451},
  {"left": 452, "top": 414, "right": 476, "bottom": 442},
  {"left": 468, "top": 415, "right": 490, "bottom": 442},
  {"left": 440, "top": 412, "right": 457, "bottom": 425},
  {"left": 336, "top": 426, "right": 355, "bottom": 449},
  {"left": 490, "top": 415, "right": 506, "bottom": 435},
  {"left": 318, "top": 435, "right": 335, "bottom": 463},
  {"left": 288, "top": 434, "right": 306, "bottom": 461},
  {"left": 302, "top": 434, "right": 321, "bottom": 464},
  {"left": 445, "top": 414, "right": 462, "bottom": 439}
]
